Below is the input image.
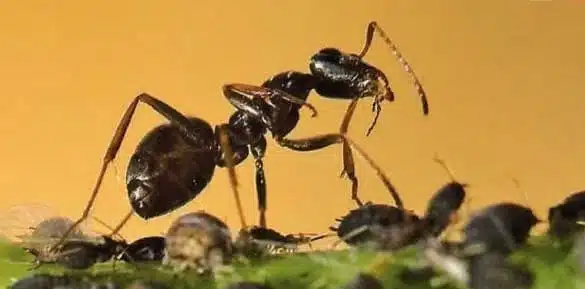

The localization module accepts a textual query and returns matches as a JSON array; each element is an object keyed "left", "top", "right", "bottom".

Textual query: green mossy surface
[{"left": 0, "top": 236, "right": 582, "bottom": 289}]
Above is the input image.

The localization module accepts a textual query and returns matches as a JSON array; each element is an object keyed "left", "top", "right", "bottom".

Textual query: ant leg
[
  {"left": 343, "top": 136, "right": 405, "bottom": 210},
  {"left": 50, "top": 93, "right": 209, "bottom": 252},
  {"left": 338, "top": 98, "right": 360, "bottom": 205},
  {"left": 250, "top": 137, "right": 268, "bottom": 228},
  {"left": 276, "top": 133, "right": 404, "bottom": 209},
  {"left": 216, "top": 124, "right": 249, "bottom": 230},
  {"left": 274, "top": 133, "right": 363, "bottom": 206},
  {"left": 359, "top": 21, "right": 429, "bottom": 115},
  {"left": 223, "top": 84, "right": 319, "bottom": 118}
]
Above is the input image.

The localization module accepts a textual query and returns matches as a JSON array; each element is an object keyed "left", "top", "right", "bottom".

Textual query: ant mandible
[{"left": 229, "top": 21, "right": 428, "bottom": 207}]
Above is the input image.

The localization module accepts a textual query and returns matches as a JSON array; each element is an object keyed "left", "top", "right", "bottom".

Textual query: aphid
[
  {"left": 331, "top": 155, "right": 467, "bottom": 250},
  {"left": 463, "top": 202, "right": 540, "bottom": 256},
  {"left": 547, "top": 190, "right": 585, "bottom": 239},
  {"left": 330, "top": 203, "right": 420, "bottom": 249},
  {"left": 421, "top": 155, "right": 468, "bottom": 238},
  {"left": 162, "top": 211, "right": 233, "bottom": 275},
  {"left": 0, "top": 203, "right": 104, "bottom": 268}
]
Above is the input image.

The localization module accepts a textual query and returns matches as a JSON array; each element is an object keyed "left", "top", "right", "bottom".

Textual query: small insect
[
  {"left": 90, "top": 217, "right": 166, "bottom": 266},
  {"left": 163, "top": 210, "right": 234, "bottom": 275},
  {"left": 547, "top": 190, "right": 585, "bottom": 239},
  {"left": 331, "top": 155, "right": 467, "bottom": 250},
  {"left": 52, "top": 68, "right": 403, "bottom": 253},
  {"left": 420, "top": 155, "right": 468, "bottom": 238},
  {"left": 462, "top": 202, "right": 540, "bottom": 256}
]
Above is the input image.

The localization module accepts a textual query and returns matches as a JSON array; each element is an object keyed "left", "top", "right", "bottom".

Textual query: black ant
[{"left": 331, "top": 154, "right": 467, "bottom": 250}]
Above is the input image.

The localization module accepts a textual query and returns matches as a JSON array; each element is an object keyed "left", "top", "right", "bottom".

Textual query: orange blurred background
[{"left": 0, "top": 1, "right": 584, "bottom": 244}]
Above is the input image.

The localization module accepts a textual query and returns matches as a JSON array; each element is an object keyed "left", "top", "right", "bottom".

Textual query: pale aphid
[{"left": 0, "top": 203, "right": 105, "bottom": 267}]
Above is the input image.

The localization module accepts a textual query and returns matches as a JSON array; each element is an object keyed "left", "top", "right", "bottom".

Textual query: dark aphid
[
  {"left": 468, "top": 252, "right": 534, "bottom": 289},
  {"left": 463, "top": 202, "right": 540, "bottom": 256},
  {"left": 330, "top": 203, "right": 421, "bottom": 250},
  {"left": 163, "top": 211, "right": 233, "bottom": 275},
  {"left": 548, "top": 190, "right": 585, "bottom": 239},
  {"left": 341, "top": 273, "right": 384, "bottom": 289},
  {"left": 117, "top": 236, "right": 165, "bottom": 263},
  {"left": 422, "top": 155, "right": 468, "bottom": 238}
]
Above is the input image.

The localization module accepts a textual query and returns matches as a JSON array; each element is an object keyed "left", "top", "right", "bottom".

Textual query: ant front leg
[
  {"left": 50, "top": 93, "right": 208, "bottom": 253},
  {"left": 339, "top": 97, "right": 360, "bottom": 207},
  {"left": 250, "top": 137, "right": 268, "bottom": 228},
  {"left": 273, "top": 133, "right": 363, "bottom": 207},
  {"left": 223, "top": 84, "right": 319, "bottom": 121}
]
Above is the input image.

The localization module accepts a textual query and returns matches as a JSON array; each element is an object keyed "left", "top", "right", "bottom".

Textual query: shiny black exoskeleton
[
  {"left": 463, "top": 202, "right": 540, "bottom": 256},
  {"left": 245, "top": 21, "right": 429, "bottom": 206},
  {"left": 547, "top": 190, "right": 585, "bottom": 239},
  {"left": 421, "top": 156, "right": 468, "bottom": 237},
  {"left": 52, "top": 84, "right": 361, "bottom": 251},
  {"left": 116, "top": 236, "right": 166, "bottom": 263},
  {"left": 263, "top": 21, "right": 428, "bottom": 137},
  {"left": 34, "top": 234, "right": 165, "bottom": 270}
]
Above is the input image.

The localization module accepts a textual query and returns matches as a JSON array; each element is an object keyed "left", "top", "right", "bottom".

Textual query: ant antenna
[
  {"left": 217, "top": 125, "right": 248, "bottom": 230},
  {"left": 358, "top": 21, "right": 428, "bottom": 115},
  {"left": 342, "top": 136, "right": 404, "bottom": 210}
]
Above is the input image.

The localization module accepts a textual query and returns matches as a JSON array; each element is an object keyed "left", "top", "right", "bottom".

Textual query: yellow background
[{"left": 0, "top": 1, "right": 584, "bottom": 244}]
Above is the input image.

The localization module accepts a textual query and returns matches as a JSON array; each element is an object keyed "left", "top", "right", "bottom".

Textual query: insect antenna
[{"left": 359, "top": 21, "right": 428, "bottom": 115}]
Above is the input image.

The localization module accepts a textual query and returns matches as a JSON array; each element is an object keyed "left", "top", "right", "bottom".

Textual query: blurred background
[{"left": 0, "top": 1, "right": 583, "bottom": 245}]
